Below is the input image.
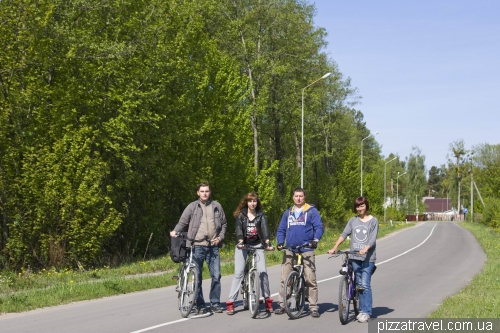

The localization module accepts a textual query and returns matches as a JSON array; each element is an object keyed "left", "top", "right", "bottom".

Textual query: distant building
[{"left": 423, "top": 197, "right": 456, "bottom": 221}]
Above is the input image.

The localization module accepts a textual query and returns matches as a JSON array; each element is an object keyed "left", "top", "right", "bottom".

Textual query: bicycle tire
[
  {"left": 338, "top": 276, "right": 349, "bottom": 324},
  {"left": 283, "top": 270, "right": 305, "bottom": 319},
  {"left": 248, "top": 269, "right": 260, "bottom": 318},
  {"left": 178, "top": 266, "right": 198, "bottom": 317}
]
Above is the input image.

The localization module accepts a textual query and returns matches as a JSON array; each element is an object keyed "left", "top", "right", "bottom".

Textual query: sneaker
[
  {"left": 356, "top": 312, "right": 363, "bottom": 320},
  {"left": 191, "top": 306, "right": 205, "bottom": 315},
  {"left": 274, "top": 307, "right": 286, "bottom": 315},
  {"left": 311, "top": 310, "right": 320, "bottom": 318},
  {"left": 358, "top": 313, "right": 370, "bottom": 323},
  {"left": 211, "top": 303, "right": 223, "bottom": 313},
  {"left": 226, "top": 301, "right": 235, "bottom": 315}
]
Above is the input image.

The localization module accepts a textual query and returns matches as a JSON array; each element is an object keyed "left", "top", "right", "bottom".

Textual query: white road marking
[{"left": 131, "top": 223, "right": 437, "bottom": 332}]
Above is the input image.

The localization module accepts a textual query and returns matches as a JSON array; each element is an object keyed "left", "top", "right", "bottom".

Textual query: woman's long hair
[{"left": 233, "top": 192, "right": 262, "bottom": 218}]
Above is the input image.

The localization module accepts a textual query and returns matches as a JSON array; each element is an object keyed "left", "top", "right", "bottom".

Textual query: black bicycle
[
  {"left": 280, "top": 243, "right": 310, "bottom": 319},
  {"left": 172, "top": 233, "right": 207, "bottom": 317},
  {"left": 329, "top": 250, "right": 360, "bottom": 324}
]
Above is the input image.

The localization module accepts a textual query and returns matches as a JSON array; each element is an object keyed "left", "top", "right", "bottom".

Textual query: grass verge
[
  {"left": 0, "top": 221, "right": 413, "bottom": 314},
  {"left": 428, "top": 222, "right": 500, "bottom": 318}
]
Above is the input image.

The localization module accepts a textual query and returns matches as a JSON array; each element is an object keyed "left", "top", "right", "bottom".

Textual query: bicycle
[
  {"left": 329, "top": 250, "right": 360, "bottom": 324},
  {"left": 280, "top": 243, "right": 310, "bottom": 319},
  {"left": 172, "top": 233, "right": 207, "bottom": 318},
  {"left": 240, "top": 244, "right": 273, "bottom": 318}
]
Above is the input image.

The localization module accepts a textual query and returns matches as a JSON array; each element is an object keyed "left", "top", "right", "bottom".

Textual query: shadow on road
[{"left": 372, "top": 306, "right": 394, "bottom": 318}]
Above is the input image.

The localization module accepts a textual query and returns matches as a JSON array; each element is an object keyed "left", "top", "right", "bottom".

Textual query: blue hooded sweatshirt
[{"left": 276, "top": 204, "right": 324, "bottom": 252}]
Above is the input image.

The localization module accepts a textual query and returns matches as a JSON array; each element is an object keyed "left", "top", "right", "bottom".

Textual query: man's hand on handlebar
[{"left": 170, "top": 231, "right": 178, "bottom": 237}]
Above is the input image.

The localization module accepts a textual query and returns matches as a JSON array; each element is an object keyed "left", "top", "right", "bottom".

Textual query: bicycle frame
[
  {"left": 293, "top": 252, "right": 304, "bottom": 290},
  {"left": 178, "top": 247, "right": 196, "bottom": 293}
]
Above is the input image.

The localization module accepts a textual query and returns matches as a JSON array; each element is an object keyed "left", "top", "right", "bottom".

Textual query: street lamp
[
  {"left": 360, "top": 131, "right": 379, "bottom": 196},
  {"left": 468, "top": 152, "right": 474, "bottom": 222},
  {"left": 301, "top": 72, "right": 332, "bottom": 188},
  {"left": 384, "top": 156, "right": 397, "bottom": 222},
  {"left": 396, "top": 171, "right": 407, "bottom": 211}
]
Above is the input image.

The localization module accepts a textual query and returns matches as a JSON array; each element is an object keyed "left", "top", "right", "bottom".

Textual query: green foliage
[
  {"left": 480, "top": 197, "right": 500, "bottom": 229},
  {"left": 0, "top": 0, "right": 383, "bottom": 271}
]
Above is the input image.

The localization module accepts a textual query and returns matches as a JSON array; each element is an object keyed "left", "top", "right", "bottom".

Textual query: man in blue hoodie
[{"left": 275, "top": 187, "right": 324, "bottom": 318}]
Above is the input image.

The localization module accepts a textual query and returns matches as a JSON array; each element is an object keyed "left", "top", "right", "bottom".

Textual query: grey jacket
[{"left": 173, "top": 199, "right": 227, "bottom": 247}]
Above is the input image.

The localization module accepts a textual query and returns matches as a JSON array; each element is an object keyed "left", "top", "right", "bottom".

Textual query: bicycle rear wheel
[
  {"left": 283, "top": 271, "right": 305, "bottom": 319},
  {"left": 338, "top": 276, "right": 349, "bottom": 324},
  {"left": 179, "top": 266, "right": 198, "bottom": 317},
  {"left": 248, "top": 270, "right": 260, "bottom": 318}
]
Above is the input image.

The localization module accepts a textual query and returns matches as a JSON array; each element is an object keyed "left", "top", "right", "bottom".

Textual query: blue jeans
[
  {"left": 193, "top": 246, "right": 221, "bottom": 307},
  {"left": 351, "top": 260, "right": 375, "bottom": 315}
]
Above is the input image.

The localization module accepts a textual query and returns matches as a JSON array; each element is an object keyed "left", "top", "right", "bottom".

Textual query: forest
[{"left": 1, "top": 0, "right": 498, "bottom": 271}]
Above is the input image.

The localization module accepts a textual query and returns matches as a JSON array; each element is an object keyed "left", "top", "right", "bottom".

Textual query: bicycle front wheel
[
  {"left": 338, "top": 276, "right": 349, "bottom": 324},
  {"left": 248, "top": 269, "right": 261, "bottom": 318},
  {"left": 283, "top": 270, "right": 305, "bottom": 319},
  {"left": 179, "top": 266, "right": 198, "bottom": 317}
]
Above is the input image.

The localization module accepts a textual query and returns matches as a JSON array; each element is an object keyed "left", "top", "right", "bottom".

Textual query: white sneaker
[
  {"left": 356, "top": 312, "right": 363, "bottom": 320},
  {"left": 358, "top": 313, "right": 370, "bottom": 323}
]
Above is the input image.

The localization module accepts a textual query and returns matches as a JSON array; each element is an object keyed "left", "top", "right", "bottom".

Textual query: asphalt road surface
[{"left": 0, "top": 222, "right": 486, "bottom": 333}]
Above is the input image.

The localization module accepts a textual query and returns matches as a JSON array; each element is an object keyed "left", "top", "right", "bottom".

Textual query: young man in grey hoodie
[{"left": 170, "top": 183, "right": 227, "bottom": 314}]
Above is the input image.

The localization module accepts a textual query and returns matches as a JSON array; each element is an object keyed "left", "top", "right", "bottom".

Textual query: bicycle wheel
[
  {"left": 338, "top": 276, "right": 349, "bottom": 324},
  {"left": 353, "top": 284, "right": 359, "bottom": 316},
  {"left": 283, "top": 271, "right": 305, "bottom": 319},
  {"left": 179, "top": 266, "right": 198, "bottom": 317},
  {"left": 248, "top": 269, "right": 261, "bottom": 318}
]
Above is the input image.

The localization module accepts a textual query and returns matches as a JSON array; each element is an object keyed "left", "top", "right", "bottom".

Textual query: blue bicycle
[{"left": 329, "top": 250, "right": 360, "bottom": 324}]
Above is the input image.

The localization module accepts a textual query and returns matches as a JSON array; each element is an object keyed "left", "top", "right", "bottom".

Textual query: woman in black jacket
[{"left": 225, "top": 192, "right": 274, "bottom": 315}]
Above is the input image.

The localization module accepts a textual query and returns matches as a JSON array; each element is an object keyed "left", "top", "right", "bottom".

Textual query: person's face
[
  {"left": 293, "top": 191, "right": 305, "bottom": 207},
  {"left": 197, "top": 186, "right": 211, "bottom": 201},
  {"left": 356, "top": 203, "right": 367, "bottom": 215},
  {"left": 247, "top": 199, "right": 258, "bottom": 210}
]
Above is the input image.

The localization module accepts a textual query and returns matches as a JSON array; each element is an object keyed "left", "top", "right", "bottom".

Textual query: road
[{"left": 0, "top": 222, "right": 486, "bottom": 333}]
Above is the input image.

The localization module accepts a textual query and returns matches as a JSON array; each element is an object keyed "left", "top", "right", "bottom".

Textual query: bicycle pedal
[{"left": 172, "top": 276, "right": 179, "bottom": 280}]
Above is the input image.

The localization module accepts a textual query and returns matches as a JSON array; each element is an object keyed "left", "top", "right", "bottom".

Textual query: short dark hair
[
  {"left": 197, "top": 182, "right": 210, "bottom": 191},
  {"left": 292, "top": 187, "right": 306, "bottom": 196},
  {"left": 353, "top": 196, "right": 369, "bottom": 213}
]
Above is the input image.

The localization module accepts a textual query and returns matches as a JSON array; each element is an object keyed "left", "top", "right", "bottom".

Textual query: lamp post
[
  {"left": 360, "top": 131, "right": 379, "bottom": 196},
  {"left": 468, "top": 152, "right": 474, "bottom": 222},
  {"left": 396, "top": 171, "right": 407, "bottom": 211},
  {"left": 301, "top": 72, "right": 332, "bottom": 188},
  {"left": 384, "top": 156, "right": 397, "bottom": 222}
]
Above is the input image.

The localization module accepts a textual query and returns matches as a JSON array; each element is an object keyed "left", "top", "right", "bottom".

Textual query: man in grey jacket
[{"left": 170, "top": 183, "right": 227, "bottom": 314}]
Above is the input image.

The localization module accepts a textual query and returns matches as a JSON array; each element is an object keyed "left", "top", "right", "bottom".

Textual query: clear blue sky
[{"left": 311, "top": 0, "right": 500, "bottom": 171}]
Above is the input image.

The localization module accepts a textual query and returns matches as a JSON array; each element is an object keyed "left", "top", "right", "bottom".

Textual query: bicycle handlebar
[
  {"left": 237, "top": 244, "right": 275, "bottom": 251},
  {"left": 174, "top": 232, "right": 209, "bottom": 244},
  {"left": 328, "top": 250, "right": 360, "bottom": 259},
  {"left": 280, "top": 243, "right": 311, "bottom": 251}
]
